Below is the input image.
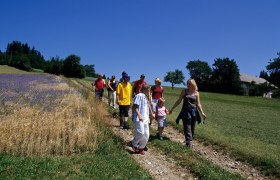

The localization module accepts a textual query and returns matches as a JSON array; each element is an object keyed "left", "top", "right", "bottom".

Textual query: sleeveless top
[
  {"left": 108, "top": 80, "right": 117, "bottom": 91},
  {"left": 177, "top": 89, "right": 197, "bottom": 119},
  {"left": 151, "top": 86, "right": 163, "bottom": 99}
]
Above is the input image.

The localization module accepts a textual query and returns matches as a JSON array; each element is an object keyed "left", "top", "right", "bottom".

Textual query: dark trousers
[
  {"left": 182, "top": 116, "right": 196, "bottom": 145},
  {"left": 119, "top": 105, "right": 130, "bottom": 118}
]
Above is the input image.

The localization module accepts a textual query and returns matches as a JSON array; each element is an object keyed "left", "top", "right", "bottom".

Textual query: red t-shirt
[
  {"left": 152, "top": 86, "right": 163, "bottom": 99},
  {"left": 94, "top": 79, "right": 105, "bottom": 90}
]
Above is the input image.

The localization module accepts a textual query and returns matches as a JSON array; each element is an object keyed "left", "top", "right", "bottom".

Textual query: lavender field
[
  {"left": 0, "top": 74, "right": 73, "bottom": 111},
  {"left": 0, "top": 74, "right": 99, "bottom": 156}
]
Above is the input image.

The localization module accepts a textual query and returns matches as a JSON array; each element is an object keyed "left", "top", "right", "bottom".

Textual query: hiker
[
  {"left": 92, "top": 74, "right": 106, "bottom": 101},
  {"left": 119, "top": 71, "right": 127, "bottom": 83},
  {"left": 116, "top": 73, "right": 133, "bottom": 129},
  {"left": 169, "top": 79, "right": 206, "bottom": 147},
  {"left": 151, "top": 77, "right": 164, "bottom": 125},
  {"left": 131, "top": 83, "right": 154, "bottom": 155},
  {"left": 107, "top": 75, "right": 117, "bottom": 108},
  {"left": 133, "top": 74, "right": 146, "bottom": 97},
  {"left": 155, "top": 98, "right": 169, "bottom": 140}
]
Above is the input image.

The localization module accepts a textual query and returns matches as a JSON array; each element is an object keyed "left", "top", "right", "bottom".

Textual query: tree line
[
  {"left": 164, "top": 56, "right": 280, "bottom": 97},
  {"left": 0, "top": 41, "right": 97, "bottom": 78}
]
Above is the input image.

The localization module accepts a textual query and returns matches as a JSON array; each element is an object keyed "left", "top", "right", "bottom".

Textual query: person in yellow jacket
[{"left": 116, "top": 73, "right": 133, "bottom": 129}]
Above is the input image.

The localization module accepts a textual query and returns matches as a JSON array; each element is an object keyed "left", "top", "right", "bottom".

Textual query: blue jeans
[{"left": 95, "top": 89, "right": 104, "bottom": 100}]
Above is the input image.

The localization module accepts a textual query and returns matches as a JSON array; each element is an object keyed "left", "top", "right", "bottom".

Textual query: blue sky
[{"left": 1, "top": 0, "right": 279, "bottom": 86}]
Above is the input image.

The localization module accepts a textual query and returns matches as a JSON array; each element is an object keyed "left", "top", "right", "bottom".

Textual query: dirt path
[
  {"left": 149, "top": 123, "right": 270, "bottom": 180},
  {"left": 106, "top": 115, "right": 195, "bottom": 180}
]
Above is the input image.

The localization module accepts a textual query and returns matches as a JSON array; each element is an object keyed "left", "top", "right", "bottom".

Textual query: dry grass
[{"left": 0, "top": 78, "right": 108, "bottom": 156}]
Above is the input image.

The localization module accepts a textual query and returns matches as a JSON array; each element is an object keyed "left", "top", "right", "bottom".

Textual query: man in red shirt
[
  {"left": 92, "top": 74, "right": 106, "bottom": 101},
  {"left": 133, "top": 74, "right": 146, "bottom": 97}
]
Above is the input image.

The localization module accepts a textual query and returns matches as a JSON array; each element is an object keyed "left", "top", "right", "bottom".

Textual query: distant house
[{"left": 240, "top": 73, "right": 272, "bottom": 95}]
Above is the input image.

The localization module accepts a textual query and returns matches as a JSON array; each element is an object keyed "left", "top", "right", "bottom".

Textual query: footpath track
[{"left": 74, "top": 79, "right": 273, "bottom": 180}]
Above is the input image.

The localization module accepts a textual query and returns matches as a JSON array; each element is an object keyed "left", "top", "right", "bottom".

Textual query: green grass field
[{"left": 164, "top": 86, "right": 280, "bottom": 177}]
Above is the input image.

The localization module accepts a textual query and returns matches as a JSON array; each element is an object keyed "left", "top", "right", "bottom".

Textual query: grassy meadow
[{"left": 163, "top": 86, "right": 280, "bottom": 177}]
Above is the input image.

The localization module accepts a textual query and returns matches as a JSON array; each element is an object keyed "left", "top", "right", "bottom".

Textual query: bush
[{"left": 272, "top": 89, "right": 280, "bottom": 99}]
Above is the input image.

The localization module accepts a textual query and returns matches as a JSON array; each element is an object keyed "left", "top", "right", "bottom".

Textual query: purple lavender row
[{"left": 0, "top": 74, "right": 76, "bottom": 111}]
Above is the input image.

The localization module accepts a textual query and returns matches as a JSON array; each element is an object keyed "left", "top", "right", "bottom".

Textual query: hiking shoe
[
  {"left": 139, "top": 149, "right": 145, "bottom": 155},
  {"left": 123, "top": 121, "right": 130, "bottom": 129},
  {"left": 156, "top": 132, "right": 160, "bottom": 138},
  {"left": 186, "top": 142, "right": 192, "bottom": 148},
  {"left": 159, "top": 136, "right": 163, "bottom": 141},
  {"left": 143, "top": 146, "right": 148, "bottom": 151},
  {"left": 132, "top": 146, "right": 139, "bottom": 153}
]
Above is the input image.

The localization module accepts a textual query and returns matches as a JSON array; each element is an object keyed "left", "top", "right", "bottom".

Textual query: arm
[
  {"left": 133, "top": 104, "right": 143, "bottom": 121},
  {"left": 92, "top": 81, "right": 97, "bottom": 91},
  {"left": 169, "top": 89, "right": 185, "bottom": 114},
  {"left": 165, "top": 106, "right": 169, "bottom": 115},
  {"left": 107, "top": 80, "right": 113, "bottom": 91},
  {"left": 196, "top": 91, "right": 206, "bottom": 119},
  {"left": 116, "top": 84, "right": 120, "bottom": 105}
]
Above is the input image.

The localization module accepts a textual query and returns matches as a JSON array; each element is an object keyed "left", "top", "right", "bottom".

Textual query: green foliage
[
  {"left": 266, "top": 52, "right": 280, "bottom": 87},
  {"left": 0, "top": 41, "right": 96, "bottom": 79},
  {"left": 63, "top": 54, "right": 85, "bottom": 78},
  {"left": 0, "top": 52, "right": 8, "bottom": 65},
  {"left": 5, "top": 41, "right": 45, "bottom": 71},
  {"left": 45, "top": 56, "right": 64, "bottom": 75},
  {"left": 259, "top": 70, "right": 269, "bottom": 80},
  {"left": 164, "top": 69, "right": 185, "bottom": 89},
  {"left": 211, "top": 58, "right": 242, "bottom": 94},
  {"left": 186, "top": 60, "right": 212, "bottom": 91},
  {"left": 272, "top": 89, "right": 280, "bottom": 98},
  {"left": 84, "top": 64, "right": 96, "bottom": 77},
  {"left": 248, "top": 82, "right": 275, "bottom": 96}
]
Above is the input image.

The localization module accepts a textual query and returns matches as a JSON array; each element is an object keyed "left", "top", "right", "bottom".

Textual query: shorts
[{"left": 157, "top": 116, "right": 167, "bottom": 127}]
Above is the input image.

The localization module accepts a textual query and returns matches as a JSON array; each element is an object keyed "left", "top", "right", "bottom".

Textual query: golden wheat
[{"left": 0, "top": 79, "right": 107, "bottom": 156}]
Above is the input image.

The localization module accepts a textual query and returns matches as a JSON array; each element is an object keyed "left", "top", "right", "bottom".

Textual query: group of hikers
[{"left": 92, "top": 71, "right": 207, "bottom": 155}]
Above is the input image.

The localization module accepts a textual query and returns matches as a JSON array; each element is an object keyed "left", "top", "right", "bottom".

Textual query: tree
[
  {"left": 84, "top": 64, "right": 96, "bottom": 77},
  {"left": 259, "top": 70, "right": 269, "bottom": 80},
  {"left": 0, "top": 52, "right": 8, "bottom": 65},
  {"left": 186, "top": 60, "right": 212, "bottom": 91},
  {"left": 45, "top": 56, "right": 64, "bottom": 75},
  {"left": 266, "top": 52, "right": 280, "bottom": 88},
  {"left": 164, "top": 69, "right": 185, "bottom": 89},
  {"left": 211, "top": 58, "right": 242, "bottom": 94},
  {"left": 5, "top": 41, "right": 45, "bottom": 70},
  {"left": 63, "top": 54, "right": 85, "bottom": 78}
]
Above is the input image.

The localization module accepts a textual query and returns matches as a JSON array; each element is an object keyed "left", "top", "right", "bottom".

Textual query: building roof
[{"left": 240, "top": 73, "right": 267, "bottom": 84}]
